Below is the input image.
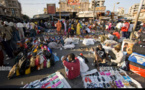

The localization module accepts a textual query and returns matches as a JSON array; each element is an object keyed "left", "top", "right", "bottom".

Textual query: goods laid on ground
[
  {"left": 81, "top": 67, "right": 142, "bottom": 88},
  {"left": 7, "top": 37, "right": 60, "bottom": 79},
  {"left": 23, "top": 72, "right": 71, "bottom": 88}
]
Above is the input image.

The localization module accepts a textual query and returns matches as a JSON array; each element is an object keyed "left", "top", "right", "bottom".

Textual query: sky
[{"left": 18, "top": 0, "right": 141, "bottom": 18}]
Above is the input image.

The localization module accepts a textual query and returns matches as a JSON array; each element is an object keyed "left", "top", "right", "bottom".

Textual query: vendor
[
  {"left": 93, "top": 44, "right": 109, "bottom": 66},
  {"left": 109, "top": 44, "right": 125, "bottom": 67},
  {"left": 62, "top": 53, "right": 80, "bottom": 80}
]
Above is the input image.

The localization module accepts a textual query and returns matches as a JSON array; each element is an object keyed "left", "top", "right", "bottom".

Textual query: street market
[{"left": 0, "top": 0, "right": 145, "bottom": 89}]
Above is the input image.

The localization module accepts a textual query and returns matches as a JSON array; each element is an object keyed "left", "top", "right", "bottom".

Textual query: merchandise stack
[
  {"left": 23, "top": 72, "right": 71, "bottom": 88},
  {"left": 81, "top": 67, "right": 142, "bottom": 88}
]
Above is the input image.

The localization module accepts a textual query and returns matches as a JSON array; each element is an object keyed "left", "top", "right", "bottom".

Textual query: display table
[
  {"left": 81, "top": 67, "right": 142, "bottom": 88},
  {"left": 23, "top": 72, "right": 71, "bottom": 88}
]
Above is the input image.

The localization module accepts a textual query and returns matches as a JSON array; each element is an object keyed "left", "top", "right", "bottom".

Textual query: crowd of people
[{"left": 0, "top": 18, "right": 145, "bottom": 80}]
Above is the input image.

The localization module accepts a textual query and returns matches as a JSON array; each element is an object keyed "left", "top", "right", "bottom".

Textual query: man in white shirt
[
  {"left": 16, "top": 21, "right": 25, "bottom": 40},
  {"left": 108, "top": 32, "right": 114, "bottom": 40},
  {"left": 116, "top": 21, "right": 123, "bottom": 31},
  {"left": 128, "top": 22, "right": 134, "bottom": 38}
]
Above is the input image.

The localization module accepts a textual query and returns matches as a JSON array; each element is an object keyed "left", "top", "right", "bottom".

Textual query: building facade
[
  {"left": 57, "top": 0, "right": 90, "bottom": 12},
  {"left": 128, "top": 1, "right": 145, "bottom": 16},
  {"left": 90, "top": 0, "right": 105, "bottom": 9},
  {"left": 0, "top": 0, "right": 22, "bottom": 18}
]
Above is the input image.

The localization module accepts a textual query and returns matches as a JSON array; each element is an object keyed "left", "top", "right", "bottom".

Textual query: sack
[
  {"left": 82, "top": 39, "right": 95, "bottom": 45},
  {"left": 100, "top": 35, "right": 106, "bottom": 42},
  {"left": 25, "top": 67, "right": 31, "bottom": 75},
  {"left": 132, "top": 42, "right": 145, "bottom": 55},
  {"left": 108, "top": 50, "right": 116, "bottom": 60},
  {"left": 63, "top": 44, "right": 75, "bottom": 49},
  {"left": 30, "top": 56, "right": 36, "bottom": 67},
  {"left": 53, "top": 53, "right": 59, "bottom": 62},
  {"left": 35, "top": 55, "right": 40, "bottom": 66},
  {"left": 77, "top": 57, "right": 89, "bottom": 73},
  {"left": 78, "top": 55, "right": 89, "bottom": 63},
  {"left": 7, "top": 63, "right": 18, "bottom": 79}
]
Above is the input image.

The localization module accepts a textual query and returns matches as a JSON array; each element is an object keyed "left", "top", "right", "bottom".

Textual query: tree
[{"left": 22, "top": 14, "right": 30, "bottom": 21}]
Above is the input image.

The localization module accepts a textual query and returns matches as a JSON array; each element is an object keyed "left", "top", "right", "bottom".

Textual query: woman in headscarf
[
  {"left": 56, "top": 20, "right": 62, "bottom": 35},
  {"left": 76, "top": 22, "right": 81, "bottom": 35}
]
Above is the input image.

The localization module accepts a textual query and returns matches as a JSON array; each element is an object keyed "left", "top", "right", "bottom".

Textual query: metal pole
[
  {"left": 113, "top": 3, "right": 115, "bottom": 12},
  {"left": 130, "top": 0, "right": 144, "bottom": 39}
]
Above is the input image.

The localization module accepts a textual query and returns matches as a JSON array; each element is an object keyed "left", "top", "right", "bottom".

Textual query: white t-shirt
[
  {"left": 128, "top": 24, "right": 134, "bottom": 32},
  {"left": 16, "top": 22, "right": 24, "bottom": 28},
  {"left": 116, "top": 22, "right": 123, "bottom": 29},
  {"left": 108, "top": 34, "right": 114, "bottom": 40}
]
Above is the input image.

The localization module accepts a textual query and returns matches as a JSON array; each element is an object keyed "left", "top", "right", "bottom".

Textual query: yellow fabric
[
  {"left": 77, "top": 23, "right": 81, "bottom": 35},
  {"left": 33, "top": 49, "right": 37, "bottom": 53},
  {"left": 25, "top": 67, "right": 31, "bottom": 75}
]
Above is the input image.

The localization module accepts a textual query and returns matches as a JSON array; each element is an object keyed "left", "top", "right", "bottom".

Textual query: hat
[
  {"left": 9, "top": 22, "right": 14, "bottom": 26},
  {"left": 4, "top": 21, "right": 9, "bottom": 25}
]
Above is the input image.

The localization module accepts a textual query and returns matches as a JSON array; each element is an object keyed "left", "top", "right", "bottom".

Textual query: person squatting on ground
[{"left": 62, "top": 53, "right": 80, "bottom": 80}]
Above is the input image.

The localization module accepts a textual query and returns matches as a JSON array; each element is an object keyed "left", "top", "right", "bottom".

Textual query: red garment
[
  {"left": 113, "top": 32, "right": 120, "bottom": 39},
  {"left": 0, "top": 50, "right": 4, "bottom": 66},
  {"left": 63, "top": 58, "right": 80, "bottom": 80},
  {"left": 121, "top": 22, "right": 130, "bottom": 32}
]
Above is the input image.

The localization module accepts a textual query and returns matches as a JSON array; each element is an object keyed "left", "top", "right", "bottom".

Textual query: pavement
[{"left": 0, "top": 32, "right": 145, "bottom": 88}]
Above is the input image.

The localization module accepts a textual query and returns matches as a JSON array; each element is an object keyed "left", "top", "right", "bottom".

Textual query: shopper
[
  {"left": 76, "top": 22, "right": 81, "bottom": 35},
  {"left": 62, "top": 53, "right": 80, "bottom": 80},
  {"left": 121, "top": 21, "right": 130, "bottom": 38},
  {"left": 128, "top": 22, "right": 134, "bottom": 38},
  {"left": 16, "top": 21, "right": 25, "bottom": 39},
  {"left": 56, "top": 20, "right": 62, "bottom": 35}
]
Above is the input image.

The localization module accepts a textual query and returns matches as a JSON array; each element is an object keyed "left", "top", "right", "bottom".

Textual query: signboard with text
[
  {"left": 47, "top": 4, "right": 56, "bottom": 14},
  {"left": 68, "top": 0, "right": 80, "bottom": 5},
  {"left": 96, "top": 6, "right": 106, "bottom": 12}
]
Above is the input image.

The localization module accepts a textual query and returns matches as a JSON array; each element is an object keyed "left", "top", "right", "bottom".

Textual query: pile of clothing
[{"left": 7, "top": 37, "right": 59, "bottom": 79}]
